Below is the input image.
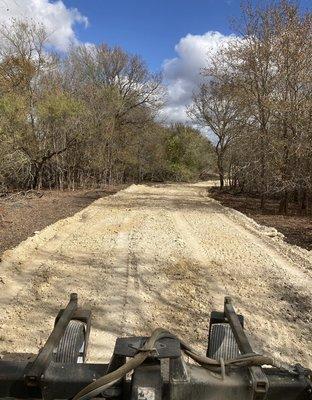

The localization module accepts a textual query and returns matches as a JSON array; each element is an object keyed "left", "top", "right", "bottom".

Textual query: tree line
[
  {"left": 0, "top": 21, "right": 215, "bottom": 192},
  {"left": 190, "top": 0, "right": 312, "bottom": 214}
]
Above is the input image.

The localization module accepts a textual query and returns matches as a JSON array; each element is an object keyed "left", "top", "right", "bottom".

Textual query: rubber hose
[
  {"left": 72, "top": 328, "right": 171, "bottom": 400},
  {"left": 72, "top": 328, "right": 276, "bottom": 400}
]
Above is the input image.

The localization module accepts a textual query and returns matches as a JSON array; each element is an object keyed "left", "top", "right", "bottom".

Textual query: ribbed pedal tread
[
  {"left": 208, "top": 323, "right": 240, "bottom": 360},
  {"left": 54, "top": 320, "right": 85, "bottom": 363}
]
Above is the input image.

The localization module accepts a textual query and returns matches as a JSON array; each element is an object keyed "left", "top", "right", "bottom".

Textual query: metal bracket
[
  {"left": 249, "top": 365, "right": 269, "bottom": 400},
  {"left": 113, "top": 336, "right": 181, "bottom": 359},
  {"left": 25, "top": 293, "right": 78, "bottom": 386},
  {"left": 224, "top": 297, "right": 268, "bottom": 400}
]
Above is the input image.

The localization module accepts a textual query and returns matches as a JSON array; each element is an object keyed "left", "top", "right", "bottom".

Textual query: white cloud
[
  {"left": 0, "top": 0, "right": 88, "bottom": 51},
  {"left": 160, "top": 31, "right": 236, "bottom": 124}
]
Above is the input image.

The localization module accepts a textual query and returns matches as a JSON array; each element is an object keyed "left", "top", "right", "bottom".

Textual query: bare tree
[
  {"left": 194, "top": 0, "right": 312, "bottom": 215},
  {"left": 64, "top": 44, "right": 163, "bottom": 184},
  {"left": 189, "top": 75, "right": 242, "bottom": 188},
  {"left": 0, "top": 21, "right": 214, "bottom": 191}
]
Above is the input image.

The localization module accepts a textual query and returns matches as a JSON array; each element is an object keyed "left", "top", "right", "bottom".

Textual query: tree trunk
[
  {"left": 279, "top": 120, "right": 290, "bottom": 215},
  {"left": 260, "top": 135, "right": 266, "bottom": 211},
  {"left": 260, "top": 194, "right": 266, "bottom": 210},
  {"left": 217, "top": 152, "right": 225, "bottom": 189},
  {"left": 301, "top": 188, "right": 308, "bottom": 215},
  {"left": 32, "top": 162, "right": 42, "bottom": 190},
  {"left": 219, "top": 172, "right": 224, "bottom": 189},
  {"left": 279, "top": 190, "right": 289, "bottom": 215}
]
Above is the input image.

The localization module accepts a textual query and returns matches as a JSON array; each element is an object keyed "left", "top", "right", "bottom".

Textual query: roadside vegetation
[
  {"left": 190, "top": 0, "right": 312, "bottom": 216},
  {"left": 0, "top": 21, "right": 215, "bottom": 192},
  {"left": 1, "top": 0, "right": 312, "bottom": 252}
]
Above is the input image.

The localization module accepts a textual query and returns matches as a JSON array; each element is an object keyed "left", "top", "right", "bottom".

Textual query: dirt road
[{"left": 0, "top": 183, "right": 311, "bottom": 367}]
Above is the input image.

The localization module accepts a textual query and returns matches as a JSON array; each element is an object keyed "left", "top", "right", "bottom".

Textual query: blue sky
[
  {"left": 63, "top": 0, "right": 311, "bottom": 72},
  {"left": 0, "top": 0, "right": 310, "bottom": 123},
  {"left": 64, "top": 0, "right": 243, "bottom": 72}
]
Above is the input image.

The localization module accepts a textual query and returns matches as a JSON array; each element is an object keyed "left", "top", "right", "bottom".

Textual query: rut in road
[{"left": 0, "top": 182, "right": 311, "bottom": 367}]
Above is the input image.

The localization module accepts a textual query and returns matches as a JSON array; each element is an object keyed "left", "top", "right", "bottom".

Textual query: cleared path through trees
[{"left": 0, "top": 182, "right": 311, "bottom": 367}]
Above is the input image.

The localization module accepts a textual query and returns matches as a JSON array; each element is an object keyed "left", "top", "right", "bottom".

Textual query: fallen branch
[{"left": 1, "top": 190, "right": 44, "bottom": 202}]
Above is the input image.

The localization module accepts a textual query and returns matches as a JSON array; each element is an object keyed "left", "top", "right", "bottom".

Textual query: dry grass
[
  {"left": 0, "top": 186, "right": 125, "bottom": 257},
  {"left": 209, "top": 187, "right": 312, "bottom": 250}
]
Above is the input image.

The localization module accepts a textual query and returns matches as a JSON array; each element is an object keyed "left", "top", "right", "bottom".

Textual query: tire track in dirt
[
  {"left": 0, "top": 199, "right": 141, "bottom": 360},
  {"left": 177, "top": 196, "right": 312, "bottom": 367},
  {"left": 0, "top": 182, "right": 310, "bottom": 368},
  {"left": 89, "top": 213, "right": 134, "bottom": 358}
]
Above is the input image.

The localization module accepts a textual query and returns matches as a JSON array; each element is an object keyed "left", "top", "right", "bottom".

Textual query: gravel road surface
[{"left": 0, "top": 182, "right": 311, "bottom": 367}]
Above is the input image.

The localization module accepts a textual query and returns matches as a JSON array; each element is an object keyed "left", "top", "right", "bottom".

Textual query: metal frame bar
[
  {"left": 223, "top": 297, "right": 253, "bottom": 354},
  {"left": 0, "top": 360, "right": 309, "bottom": 400},
  {"left": 224, "top": 297, "right": 269, "bottom": 400},
  {"left": 0, "top": 295, "right": 308, "bottom": 399}
]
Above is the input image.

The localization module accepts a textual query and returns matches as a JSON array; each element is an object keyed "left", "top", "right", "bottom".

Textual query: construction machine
[{"left": 0, "top": 293, "right": 310, "bottom": 399}]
